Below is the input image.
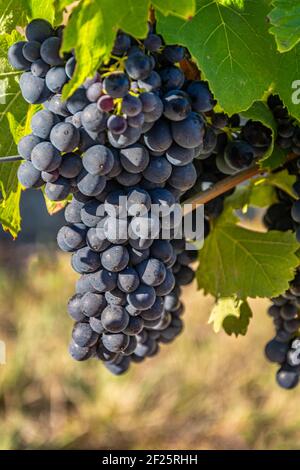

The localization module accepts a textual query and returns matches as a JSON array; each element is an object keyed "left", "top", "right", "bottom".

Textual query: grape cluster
[
  {"left": 10, "top": 19, "right": 273, "bottom": 374},
  {"left": 264, "top": 143, "right": 300, "bottom": 388}
]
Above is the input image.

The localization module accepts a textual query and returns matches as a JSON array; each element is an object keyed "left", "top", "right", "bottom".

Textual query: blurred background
[{"left": 0, "top": 191, "right": 300, "bottom": 450}]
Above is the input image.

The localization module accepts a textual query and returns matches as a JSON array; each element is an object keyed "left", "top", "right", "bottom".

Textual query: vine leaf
[
  {"left": 268, "top": 0, "right": 300, "bottom": 53},
  {"left": 61, "top": 0, "right": 196, "bottom": 99},
  {"left": 197, "top": 222, "right": 299, "bottom": 299},
  {"left": 29, "top": 0, "right": 55, "bottom": 23},
  {"left": 209, "top": 296, "right": 252, "bottom": 336},
  {"left": 157, "top": 0, "right": 300, "bottom": 121},
  {"left": 157, "top": 0, "right": 277, "bottom": 116}
]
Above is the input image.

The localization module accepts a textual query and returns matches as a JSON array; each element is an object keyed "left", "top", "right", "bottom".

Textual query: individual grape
[
  {"left": 46, "top": 93, "right": 70, "bottom": 117},
  {"left": 159, "top": 66, "right": 185, "bottom": 91},
  {"left": 17, "top": 134, "right": 42, "bottom": 160},
  {"left": 69, "top": 340, "right": 92, "bottom": 361},
  {"left": 125, "top": 52, "right": 152, "bottom": 80},
  {"left": 211, "top": 112, "right": 229, "bottom": 129},
  {"left": 119, "top": 144, "right": 149, "bottom": 173},
  {"left": 19, "top": 72, "right": 51, "bottom": 104},
  {"left": 123, "top": 336, "right": 138, "bottom": 355},
  {"left": 22, "top": 41, "right": 41, "bottom": 62},
  {"left": 276, "top": 367, "right": 299, "bottom": 389},
  {"left": 87, "top": 227, "right": 110, "bottom": 253},
  {"left": 97, "top": 95, "right": 114, "bottom": 112},
  {"left": 82, "top": 145, "right": 114, "bottom": 176},
  {"left": 66, "top": 88, "right": 90, "bottom": 114},
  {"left": 127, "top": 188, "right": 151, "bottom": 216},
  {"left": 176, "top": 265, "right": 195, "bottom": 286},
  {"left": 168, "top": 163, "right": 197, "bottom": 191},
  {"left": 31, "top": 59, "right": 50, "bottom": 77},
  {"left": 89, "top": 316, "right": 105, "bottom": 334},
  {"left": 72, "top": 246, "right": 101, "bottom": 274},
  {"left": 116, "top": 170, "right": 142, "bottom": 187},
  {"left": 143, "top": 102, "right": 164, "bottom": 123},
  {"left": 95, "top": 342, "right": 117, "bottom": 361},
  {"left": 166, "top": 143, "right": 194, "bottom": 166},
  {"left": 124, "top": 316, "right": 144, "bottom": 335},
  {"left": 59, "top": 153, "right": 83, "bottom": 178},
  {"left": 86, "top": 82, "right": 103, "bottom": 102},
  {"left": 104, "top": 189, "right": 126, "bottom": 217},
  {"left": 31, "top": 109, "right": 59, "bottom": 139},
  {"left": 101, "top": 305, "right": 129, "bottom": 333},
  {"left": 186, "top": 80, "right": 215, "bottom": 112},
  {"left": 127, "top": 284, "right": 156, "bottom": 311},
  {"left": 107, "top": 115, "right": 128, "bottom": 135},
  {"left": 41, "top": 169, "right": 60, "bottom": 184},
  {"left": 104, "top": 217, "right": 129, "bottom": 244},
  {"left": 243, "top": 121, "right": 272, "bottom": 147},
  {"left": 113, "top": 32, "right": 131, "bottom": 55},
  {"left": 138, "top": 71, "right": 162, "bottom": 92},
  {"left": 280, "top": 303, "right": 298, "bottom": 320},
  {"left": 155, "top": 269, "right": 176, "bottom": 296},
  {"left": 137, "top": 258, "right": 166, "bottom": 287},
  {"left": 50, "top": 122, "right": 80, "bottom": 152},
  {"left": 101, "top": 245, "right": 129, "bottom": 272},
  {"left": 81, "top": 200, "right": 104, "bottom": 227},
  {"left": 72, "top": 322, "right": 98, "bottom": 348},
  {"left": 144, "top": 33, "right": 162, "bottom": 51},
  {"left": 162, "top": 45, "right": 185, "bottom": 63},
  {"left": 171, "top": 112, "right": 205, "bottom": 149},
  {"left": 81, "top": 103, "right": 107, "bottom": 132},
  {"left": 31, "top": 141, "right": 62, "bottom": 171},
  {"left": 67, "top": 294, "right": 85, "bottom": 321},
  {"left": 105, "top": 288, "right": 126, "bottom": 306},
  {"left": 65, "top": 200, "right": 84, "bottom": 224},
  {"left": 103, "top": 72, "right": 130, "bottom": 98},
  {"left": 57, "top": 224, "right": 86, "bottom": 251},
  {"left": 45, "top": 66, "right": 68, "bottom": 93},
  {"left": 291, "top": 200, "right": 300, "bottom": 223},
  {"left": 81, "top": 292, "right": 107, "bottom": 317},
  {"left": 45, "top": 177, "right": 71, "bottom": 200},
  {"left": 143, "top": 157, "right": 172, "bottom": 183},
  {"left": 265, "top": 339, "right": 289, "bottom": 363},
  {"left": 8, "top": 42, "right": 31, "bottom": 70},
  {"left": 102, "top": 333, "right": 130, "bottom": 353},
  {"left": 224, "top": 141, "right": 255, "bottom": 170},
  {"left": 91, "top": 269, "right": 117, "bottom": 292},
  {"left": 163, "top": 90, "right": 191, "bottom": 121},
  {"left": 283, "top": 320, "right": 300, "bottom": 334},
  {"left": 121, "top": 94, "right": 142, "bottom": 116},
  {"left": 141, "top": 297, "right": 164, "bottom": 321},
  {"left": 117, "top": 266, "right": 140, "bottom": 293},
  {"left": 17, "top": 161, "right": 42, "bottom": 188},
  {"left": 25, "top": 19, "right": 54, "bottom": 42},
  {"left": 40, "top": 37, "right": 64, "bottom": 66},
  {"left": 149, "top": 188, "right": 175, "bottom": 215},
  {"left": 139, "top": 92, "right": 161, "bottom": 113},
  {"left": 150, "top": 240, "right": 173, "bottom": 263},
  {"left": 65, "top": 56, "right": 76, "bottom": 79},
  {"left": 127, "top": 113, "right": 145, "bottom": 129},
  {"left": 144, "top": 118, "right": 172, "bottom": 152},
  {"left": 77, "top": 169, "right": 106, "bottom": 197},
  {"left": 108, "top": 125, "right": 141, "bottom": 149}
]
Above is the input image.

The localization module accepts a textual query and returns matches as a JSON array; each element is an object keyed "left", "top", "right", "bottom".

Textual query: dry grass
[{"left": 0, "top": 248, "right": 300, "bottom": 450}]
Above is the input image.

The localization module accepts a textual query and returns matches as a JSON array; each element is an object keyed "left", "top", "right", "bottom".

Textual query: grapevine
[{"left": 1, "top": 0, "right": 300, "bottom": 389}]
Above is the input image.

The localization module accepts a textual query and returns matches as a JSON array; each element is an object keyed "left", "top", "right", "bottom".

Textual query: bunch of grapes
[
  {"left": 263, "top": 133, "right": 300, "bottom": 388},
  {"left": 9, "top": 18, "right": 274, "bottom": 374}
]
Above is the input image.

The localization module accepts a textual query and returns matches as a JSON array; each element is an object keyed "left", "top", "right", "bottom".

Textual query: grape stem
[
  {"left": 0, "top": 155, "right": 23, "bottom": 163},
  {"left": 182, "top": 152, "right": 298, "bottom": 211}
]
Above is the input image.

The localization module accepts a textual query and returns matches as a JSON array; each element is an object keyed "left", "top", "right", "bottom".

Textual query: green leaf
[
  {"left": 197, "top": 222, "right": 299, "bottom": 299},
  {"left": 208, "top": 296, "right": 252, "bottom": 336},
  {"left": 153, "top": 0, "right": 196, "bottom": 18},
  {"left": 268, "top": 0, "right": 300, "bottom": 53},
  {"left": 61, "top": 0, "right": 195, "bottom": 99},
  {"left": 241, "top": 101, "right": 279, "bottom": 169},
  {"left": 0, "top": 0, "right": 29, "bottom": 32},
  {"left": 157, "top": 0, "right": 277, "bottom": 115},
  {"left": 29, "top": 0, "right": 55, "bottom": 23},
  {"left": 267, "top": 169, "right": 297, "bottom": 198},
  {"left": 157, "top": 0, "right": 300, "bottom": 121}
]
